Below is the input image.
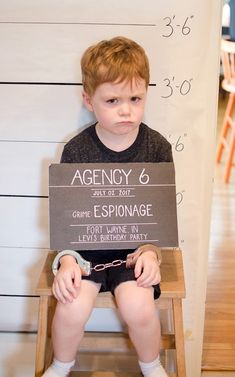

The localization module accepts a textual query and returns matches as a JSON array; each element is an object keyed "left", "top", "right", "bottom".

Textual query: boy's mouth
[{"left": 116, "top": 121, "right": 134, "bottom": 125}]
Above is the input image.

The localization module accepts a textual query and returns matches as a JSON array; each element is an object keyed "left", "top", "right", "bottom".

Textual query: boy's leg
[
  {"left": 42, "top": 280, "right": 100, "bottom": 377},
  {"left": 114, "top": 280, "right": 168, "bottom": 377},
  {"left": 52, "top": 279, "right": 100, "bottom": 361}
]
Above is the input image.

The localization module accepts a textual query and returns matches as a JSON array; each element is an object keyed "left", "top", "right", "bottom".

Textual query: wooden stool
[
  {"left": 216, "top": 38, "right": 235, "bottom": 183},
  {"left": 35, "top": 249, "right": 186, "bottom": 377}
]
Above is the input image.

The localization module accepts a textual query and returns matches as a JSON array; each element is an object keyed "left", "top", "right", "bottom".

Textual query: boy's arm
[
  {"left": 126, "top": 244, "right": 162, "bottom": 288},
  {"left": 52, "top": 254, "right": 83, "bottom": 304},
  {"left": 133, "top": 248, "right": 161, "bottom": 288},
  {"left": 52, "top": 250, "right": 91, "bottom": 276},
  {"left": 126, "top": 244, "right": 162, "bottom": 268}
]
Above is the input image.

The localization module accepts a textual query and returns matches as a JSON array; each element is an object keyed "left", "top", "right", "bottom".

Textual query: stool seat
[{"left": 35, "top": 248, "right": 186, "bottom": 377}]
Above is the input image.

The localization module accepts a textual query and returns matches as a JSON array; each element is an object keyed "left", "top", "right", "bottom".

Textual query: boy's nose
[{"left": 118, "top": 103, "right": 131, "bottom": 116}]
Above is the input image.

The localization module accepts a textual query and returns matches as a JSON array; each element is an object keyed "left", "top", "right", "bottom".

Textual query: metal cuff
[
  {"left": 52, "top": 250, "right": 91, "bottom": 276},
  {"left": 126, "top": 244, "right": 162, "bottom": 268}
]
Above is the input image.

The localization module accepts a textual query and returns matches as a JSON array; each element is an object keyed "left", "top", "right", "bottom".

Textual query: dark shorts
[{"left": 79, "top": 249, "right": 161, "bottom": 300}]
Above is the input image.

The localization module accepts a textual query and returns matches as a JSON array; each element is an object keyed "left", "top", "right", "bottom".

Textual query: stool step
[
  {"left": 70, "top": 373, "right": 176, "bottom": 377},
  {"left": 80, "top": 332, "right": 175, "bottom": 353},
  {"left": 70, "top": 373, "right": 141, "bottom": 376}
]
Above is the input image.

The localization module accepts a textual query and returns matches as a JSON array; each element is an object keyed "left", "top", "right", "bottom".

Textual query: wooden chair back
[{"left": 221, "top": 39, "right": 235, "bottom": 93}]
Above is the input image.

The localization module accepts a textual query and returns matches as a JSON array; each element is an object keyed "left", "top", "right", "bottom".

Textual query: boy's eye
[
  {"left": 106, "top": 98, "right": 118, "bottom": 104},
  {"left": 131, "top": 96, "right": 141, "bottom": 102}
]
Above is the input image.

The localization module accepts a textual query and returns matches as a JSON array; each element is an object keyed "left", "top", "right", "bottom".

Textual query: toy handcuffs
[{"left": 52, "top": 244, "right": 162, "bottom": 276}]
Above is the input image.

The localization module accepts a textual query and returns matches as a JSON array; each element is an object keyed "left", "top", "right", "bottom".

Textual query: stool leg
[
  {"left": 172, "top": 298, "right": 186, "bottom": 377},
  {"left": 224, "top": 128, "right": 235, "bottom": 183},
  {"left": 35, "top": 296, "right": 50, "bottom": 377},
  {"left": 216, "top": 92, "right": 235, "bottom": 163}
]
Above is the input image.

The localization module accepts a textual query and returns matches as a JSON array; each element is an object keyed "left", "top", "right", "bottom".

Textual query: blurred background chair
[{"left": 216, "top": 38, "right": 235, "bottom": 183}]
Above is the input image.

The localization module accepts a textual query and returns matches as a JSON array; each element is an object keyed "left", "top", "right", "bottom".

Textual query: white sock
[
  {"left": 42, "top": 358, "right": 75, "bottom": 377},
  {"left": 138, "top": 356, "right": 168, "bottom": 377}
]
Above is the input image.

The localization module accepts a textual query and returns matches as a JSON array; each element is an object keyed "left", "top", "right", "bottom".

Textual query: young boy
[{"left": 43, "top": 36, "right": 172, "bottom": 377}]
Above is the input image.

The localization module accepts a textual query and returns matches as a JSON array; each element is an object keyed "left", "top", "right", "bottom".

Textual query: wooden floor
[{"left": 202, "top": 94, "right": 235, "bottom": 370}]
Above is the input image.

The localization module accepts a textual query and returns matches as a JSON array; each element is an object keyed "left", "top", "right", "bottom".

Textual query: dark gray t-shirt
[
  {"left": 60, "top": 122, "right": 173, "bottom": 259},
  {"left": 61, "top": 122, "right": 173, "bottom": 163}
]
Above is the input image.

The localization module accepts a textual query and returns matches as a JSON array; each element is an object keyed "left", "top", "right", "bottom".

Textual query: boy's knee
[
  {"left": 129, "top": 303, "right": 156, "bottom": 327},
  {"left": 54, "top": 301, "right": 89, "bottom": 328},
  {"left": 116, "top": 285, "right": 156, "bottom": 326}
]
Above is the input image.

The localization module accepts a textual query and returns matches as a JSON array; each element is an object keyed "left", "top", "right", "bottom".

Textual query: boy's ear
[{"left": 82, "top": 91, "right": 93, "bottom": 112}]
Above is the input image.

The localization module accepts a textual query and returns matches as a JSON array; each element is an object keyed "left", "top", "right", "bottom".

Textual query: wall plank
[
  {"left": 0, "top": 197, "right": 49, "bottom": 248},
  {"left": 0, "top": 85, "right": 171, "bottom": 143},
  {"left": 0, "top": 142, "right": 63, "bottom": 196},
  {"left": 0, "top": 248, "right": 48, "bottom": 295},
  {"left": 0, "top": 85, "right": 94, "bottom": 142},
  {"left": 0, "top": 0, "right": 161, "bottom": 24},
  {"left": 0, "top": 296, "right": 127, "bottom": 333},
  {"left": 0, "top": 296, "right": 39, "bottom": 332},
  {"left": 0, "top": 24, "right": 159, "bottom": 82}
]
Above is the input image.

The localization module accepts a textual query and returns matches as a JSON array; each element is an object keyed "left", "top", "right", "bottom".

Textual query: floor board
[{"left": 202, "top": 94, "right": 235, "bottom": 369}]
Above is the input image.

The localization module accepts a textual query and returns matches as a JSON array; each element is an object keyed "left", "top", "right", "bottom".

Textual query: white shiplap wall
[{"left": 0, "top": 1, "right": 221, "bottom": 376}]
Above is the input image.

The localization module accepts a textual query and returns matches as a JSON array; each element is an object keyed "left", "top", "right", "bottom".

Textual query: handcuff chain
[{"left": 91, "top": 259, "right": 126, "bottom": 272}]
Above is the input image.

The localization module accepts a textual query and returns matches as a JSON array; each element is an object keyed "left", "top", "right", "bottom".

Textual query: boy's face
[{"left": 83, "top": 78, "right": 147, "bottom": 138}]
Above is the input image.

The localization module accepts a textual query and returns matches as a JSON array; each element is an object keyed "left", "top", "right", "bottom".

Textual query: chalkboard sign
[{"left": 49, "top": 162, "right": 178, "bottom": 250}]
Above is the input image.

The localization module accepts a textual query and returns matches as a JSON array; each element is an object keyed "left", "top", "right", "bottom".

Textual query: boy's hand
[
  {"left": 52, "top": 255, "right": 82, "bottom": 304},
  {"left": 134, "top": 250, "right": 161, "bottom": 288}
]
